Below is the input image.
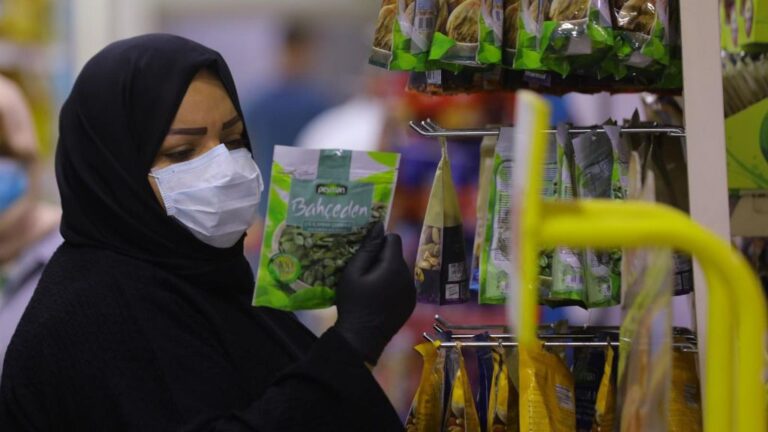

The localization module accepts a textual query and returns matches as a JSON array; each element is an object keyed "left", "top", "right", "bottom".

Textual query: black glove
[{"left": 334, "top": 224, "right": 416, "bottom": 365}]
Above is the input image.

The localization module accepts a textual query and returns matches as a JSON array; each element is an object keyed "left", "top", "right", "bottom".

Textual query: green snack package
[
  {"left": 502, "top": 0, "right": 520, "bottom": 67},
  {"left": 415, "top": 139, "right": 470, "bottom": 304},
  {"left": 479, "top": 127, "right": 556, "bottom": 304},
  {"left": 608, "top": 0, "right": 677, "bottom": 84},
  {"left": 550, "top": 124, "right": 587, "bottom": 306},
  {"left": 429, "top": 0, "right": 481, "bottom": 66},
  {"left": 514, "top": 0, "right": 550, "bottom": 71},
  {"left": 479, "top": 127, "right": 515, "bottom": 304},
  {"left": 471, "top": 136, "right": 498, "bottom": 292},
  {"left": 539, "top": 0, "right": 614, "bottom": 77},
  {"left": 370, "top": 0, "right": 436, "bottom": 71},
  {"left": 478, "top": 0, "right": 506, "bottom": 65},
  {"left": 538, "top": 133, "right": 558, "bottom": 300},
  {"left": 254, "top": 146, "right": 399, "bottom": 311},
  {"left": 572, "top": 130, "right": 621, "bottom": 308}
]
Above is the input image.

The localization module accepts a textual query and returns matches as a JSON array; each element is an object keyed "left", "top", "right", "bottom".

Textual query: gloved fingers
[
  {"left": 344, "top": 223, "right": 385, "bottom": 275},
  {"left": 367, "top": 233, "right": 408, "bottom": 276}
]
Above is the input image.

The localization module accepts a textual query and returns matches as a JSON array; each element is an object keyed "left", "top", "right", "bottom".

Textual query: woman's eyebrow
[
  {"left": 167, "top": 127, "right": 208, "bottom": 136},
  {"left": 222, "top": 115, "right": 242, "bottom": 130}
]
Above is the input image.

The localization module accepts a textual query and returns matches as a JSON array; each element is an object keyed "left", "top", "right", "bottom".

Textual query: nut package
[
  {"left": 415, "top": 138, "right": 470, "bottom": 304},
  {"left": 370, "top": 0, "right": 436, "bottom": 71},
  {"left": 405, "top": 341, "right": 447, "bottom": 432},
  {"left": 519, "top": 342, "right": 577, "bottom": 432},
  {"left": 254, "top": 147, "right": 399, "bottom": 311},
  {"left": 443, "top": 345, "right": 482, "bottom": 432},
  {"left": 429, "top": 0, "right": 505, "bottom": 65}
]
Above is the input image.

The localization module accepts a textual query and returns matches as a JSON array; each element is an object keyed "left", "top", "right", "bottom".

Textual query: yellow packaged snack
[
  {"left": 520, "top": 342, "right": 576, "bottom": 432},
  {"left": 444, "top": 345, "right": 481, "bottom": 432},
  {"left": 667, "top": 349, "right": 702, "bottom": 432},
  {"left": 592, "top": 346, "right": 616, "bottom": 432},
  {"left": 405, "top": 341, "right": 446, "bottom": 432},
  {"left": 488, "top": 347, "right": 519, "bottom": 432}
]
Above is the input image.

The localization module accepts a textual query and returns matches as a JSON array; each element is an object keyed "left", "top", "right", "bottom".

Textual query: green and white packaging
[
  {"left": 572, "top": 129, "right": 621, "bottom": 308},
  {"left": 370, "top": 0, "right": 436, "bottom": 71},
  {"left": 550, "top": 124, "right": 586, "bottom": 306},
  {"left": 253, "top": 146, "right": 400, "bottom": 311},
  {"left": 478, "top": 127, "right": 556, "bottom": 304},
  {"left": 479, "top": 127, "right": 515, "bottom": 304},
  {"left": 429, "top": 0, "right": 504, "bottom": 66}
]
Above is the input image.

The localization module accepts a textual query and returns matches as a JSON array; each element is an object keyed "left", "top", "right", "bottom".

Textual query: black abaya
[{"left": 0, "top": 34, "right": 403, "bottom": 432}]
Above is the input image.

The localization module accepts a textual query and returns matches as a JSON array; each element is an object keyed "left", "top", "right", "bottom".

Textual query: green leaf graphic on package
[{"left": 254, "top": 147, "right": 399, "bottom": 311}]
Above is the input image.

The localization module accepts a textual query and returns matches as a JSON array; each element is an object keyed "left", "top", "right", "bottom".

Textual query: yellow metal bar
[
  {"left": 510, "top": 91, "right": 551, "bottom": 351},
  {"left": 537, "top": 200, "right": 766, "bottom": 432}
]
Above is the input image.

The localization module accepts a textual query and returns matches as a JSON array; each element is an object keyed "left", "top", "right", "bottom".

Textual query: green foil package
[
  {"left": 479, "top": 127, "right": 515, "bottom": 304},
  {"left": 370, "top": 0, "right": 436, "bottom": 71},
  {"left": 429, "top": 0, "right": 504, "bottom": 66},
  {"left": 572, "top": 128, "right": 622, "bottom": 308},
  {"left": 539, "top": 0, "right": 614, "bottom": 77},
  {"left": 254, "top": 146, "right": 399, "bottom": 311},
  {"left": 550, "top": 124, "right": 586, "bottom": 306}
]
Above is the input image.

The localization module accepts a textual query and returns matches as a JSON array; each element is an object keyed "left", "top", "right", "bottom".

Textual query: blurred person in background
[
  {"left": 245, "top": 20, "right": 334, "bottom": 218},
  {"left": 0, "top": 34, "right": 414, "bottom": 431},
  {"left": 0, "top": 74, "right": 61, "bottom": 379}
]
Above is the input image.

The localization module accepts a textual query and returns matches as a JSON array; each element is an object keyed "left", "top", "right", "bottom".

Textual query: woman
[{"left": 0, "top": 34, "right": 415, "bottom": 431}]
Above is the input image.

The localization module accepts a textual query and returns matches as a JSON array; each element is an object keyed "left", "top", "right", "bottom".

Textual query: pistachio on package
[
  {"left": 415, "top": 225, "right": 443, "bottom": 283},
  {"left": 616, "top": 0, "right": 656, "bottom": 34},
  {"left": 549, "top": 0, "right": 589, "bottom": 21},
  {"left": 447, "top": 0, "right": 482, "bottom": 43}
]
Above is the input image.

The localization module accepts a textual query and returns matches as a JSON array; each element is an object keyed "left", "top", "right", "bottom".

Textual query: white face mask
[{"left": 150, "top": 144, "right": 263, "bottom": 248}]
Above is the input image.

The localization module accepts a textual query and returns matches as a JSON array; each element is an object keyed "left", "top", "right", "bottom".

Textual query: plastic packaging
[
  {"left": 254, "top": 147, "right": 399, "bottom": 310},
  {"left": 406, "top": 341, "right": 448, "bottom": 432},
  {"left": 443, "top": 345, "right": 482, "bottom": 432},
  {"left": 471, "top": 137, "right": 498, "bottom": 292},
  {"left": 519, "top": 342, "right": 577, "bottom": 431},
  {"left": 416, "top": 138, "right": 470, "bottom": 304}
]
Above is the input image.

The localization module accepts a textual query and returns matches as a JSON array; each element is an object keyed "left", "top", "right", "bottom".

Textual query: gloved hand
[{"left": 334, "top": 223, "right": 416, "bottom": 365}]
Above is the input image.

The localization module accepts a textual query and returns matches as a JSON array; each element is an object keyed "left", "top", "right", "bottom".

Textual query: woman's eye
[{"left": 164, "top": 148, "right": 195, "bottom": 162}]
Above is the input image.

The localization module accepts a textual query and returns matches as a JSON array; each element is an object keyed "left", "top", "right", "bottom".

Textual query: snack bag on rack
[
  {"left": 370, "top": 0, "right": 437, "bottom": 71},
  {"left": 519, "top": 342, "right": 577, "bottom": 432},
  {"left": 416, "top": 138, "right": 470, "bottom": 304},
  {"left": 480, "top": 127, "right": 515, "bottom": 304},
  {"left": 538, "top": 0, "right": 614, "bottom": 77},
  {"left": 488, "top": 347, "right": 520, "bottom": 432},
  {"left": 429, "top": 0, "right": 504, "bottom": 66},
  {"left": 607, "top": 0, "right": 677, "bottom": 85},
  {"left": 475, "top": 334, "right": 495, "bottom": 429},
  {"left": 573, "top": 347, "right": 608, "bottom": 431},
  {"left": 443, "top": 345, "right": 482, "bottom": 432},
  {"left": 622, "top": 115, "right": 693, "bottom": 296},
  {"left": 405, "top": 341, "right": 447, "bottom": 432},
  {"left": 667, "top": 348, "right": 702, "bottom": 432},
  {"left": 616, "top": 169, "right": 673, "bottom": 432},
  {"left": 254, "top": 147, "right": 399, "bottom": 311},
  {"left": 549, "top": 124, "right": 587, "bottom": 307},
  {"left": 514, "top": 0, "right": 550, "bottom": 71},
  {"left": 471, "top": 137, "right": 498, "bottom": 292},
  {"left": 502, "top": 0, "right": 521, "bottom": 67},
  {"left": 572, "top": 130, "right": 621, "bottom": 308},
  {"left": 593, "top": 346, "right": 616, "bottom": 432},
  {"left": 538, "top": 133, "right": 559, "bottom": 300}
]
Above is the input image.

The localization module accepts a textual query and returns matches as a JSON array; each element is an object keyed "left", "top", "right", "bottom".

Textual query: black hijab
[{"left": 56, "top": 34, "right": 254, "bottom": 286}]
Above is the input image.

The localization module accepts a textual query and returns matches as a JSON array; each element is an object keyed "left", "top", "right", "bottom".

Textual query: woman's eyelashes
[{"left": 163, "top": 146, "right": 196, "bottom": 163}]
